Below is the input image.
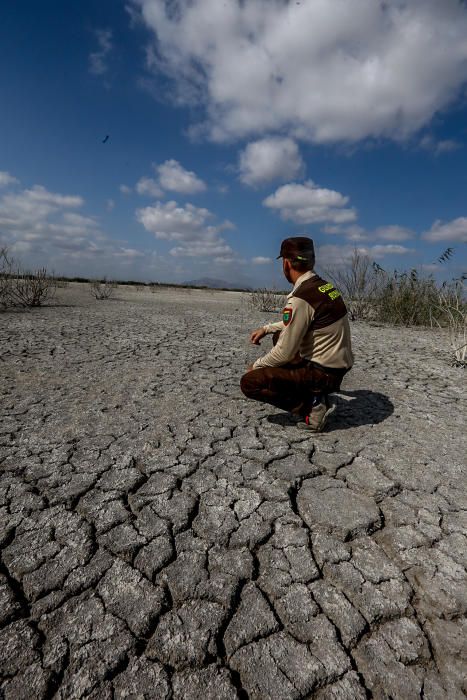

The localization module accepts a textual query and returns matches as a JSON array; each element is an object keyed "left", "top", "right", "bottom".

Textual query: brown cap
[{"left": 277, "top": 236, "right": 315, "bottom": 263}]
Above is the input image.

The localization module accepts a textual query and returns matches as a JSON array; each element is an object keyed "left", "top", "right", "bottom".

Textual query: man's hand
[{"left": 250, "top": 327, "right": 267, "bottom": 345}]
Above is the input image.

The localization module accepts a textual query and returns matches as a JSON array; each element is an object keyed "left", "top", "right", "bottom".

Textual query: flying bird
[{"left": 102, "top": 135, "right": 109, "bottom": 144}]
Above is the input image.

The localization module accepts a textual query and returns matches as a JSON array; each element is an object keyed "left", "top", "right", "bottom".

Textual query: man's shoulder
[{"left": 292, "top": 275, "right": 328, "bottom": 300}]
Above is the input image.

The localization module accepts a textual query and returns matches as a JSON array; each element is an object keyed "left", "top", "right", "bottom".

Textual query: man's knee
[
  {"left": 240, "top": 371, "right": 254, "bottom": 398},
  {"left": 240, "top": 369, "right": 264, "bottom": 399}
]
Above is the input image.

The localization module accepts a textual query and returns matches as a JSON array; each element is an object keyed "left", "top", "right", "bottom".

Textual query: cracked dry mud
[{"left": 1, "top": 284, "right": 466, "bottom": 699}]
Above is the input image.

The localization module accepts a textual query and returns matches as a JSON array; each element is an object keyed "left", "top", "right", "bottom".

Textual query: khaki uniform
[{"left": 241, "top": 271, "right": 354, "bottom": 416}]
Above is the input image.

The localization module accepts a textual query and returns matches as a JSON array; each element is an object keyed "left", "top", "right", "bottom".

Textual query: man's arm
[
  {"left": 250, "top": 319, "right": 285, "bottom": 346},
  {"left": 263, "top": 320, "right": 285, "bottom": 333},
  {"left": 253, "top": 297, "right": 312, "bottom": 368}
]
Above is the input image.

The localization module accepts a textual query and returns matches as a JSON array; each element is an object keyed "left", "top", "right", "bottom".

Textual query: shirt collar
[{"left": 287, "top": 270, "right": 316, "bottom": 298}]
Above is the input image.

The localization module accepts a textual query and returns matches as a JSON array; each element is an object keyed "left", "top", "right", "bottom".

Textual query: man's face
[{"left": 282, "top": 258, "right": 293, "bottom": 283}]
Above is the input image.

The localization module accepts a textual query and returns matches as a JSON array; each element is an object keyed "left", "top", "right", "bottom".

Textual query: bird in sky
[{"left": 102, "top": 135, "right": 109, "bottom": 144}]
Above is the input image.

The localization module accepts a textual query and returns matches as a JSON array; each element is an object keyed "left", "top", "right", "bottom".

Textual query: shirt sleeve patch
[{"left": 282, "top": 306, "right": 293, "bottom": 326}]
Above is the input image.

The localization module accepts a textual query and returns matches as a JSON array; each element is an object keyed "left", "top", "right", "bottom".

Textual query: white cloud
[
  {"left": 170, "top": 240, "right": 233, "bottom": 258},
  {"left": 374, "top": 225, "right": 415, "bottom": 242},
  {"left": 0, "top": 171, "right": 19, "bottom": 188},
  {"left": 317, "top": 242, "right": 414, "bottom": 269},
  {"left": 324, "top": 223, "right": 414, "bottom": 242},
  {"left": 107, "top": 199, "right": 115, "bottom": 211},
  {"left": 0, "top": 181, "right": 142, "bottom": 268},
  {"left": 422, "top": 217, "right": 467, "bottom": 242},
  {"left": 420, "top": 134, "right": 462, "bottom": 155},
  {"left": 120, "top": 184, "right": 132, "bottom": 195},
  {"left": 239, "top": 137, "right": 305, "bottom": 187},
  {"left": 136, "top": 199, "right": 234, "bottom": 257},
  {"left": 324, "top": 224, "right": 369, "bottom": 241},
  {"left": 368, "top": 244, "right": 415, "bottom": 258},
  {"left": 133, "top": 0, "right": 467, "bottom": 144},
  {"left": 113, "top": 247, "right": 145, "bottom": 259},
  {"left": 263, "top": 180, "right": 356, "bottom": 225},
  {"left": 89, "top": 29, "right": 113, "bottom": 76},
  {"left": 156, "top": 159, "right": 206, "bottom": 194},
  {"left": 252, "top": 256, "right": 273, "bottom": 265},
  {"left": 0, "top": 185, "right": 83, "bottom": 229},
  {"left": 136, "top": 176, "right": 164, "bottom": 198}
]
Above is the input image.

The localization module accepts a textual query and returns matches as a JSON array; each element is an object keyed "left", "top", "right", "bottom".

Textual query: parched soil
[{"left": 0, "top": 283, "right": 465, "bottom": 699}]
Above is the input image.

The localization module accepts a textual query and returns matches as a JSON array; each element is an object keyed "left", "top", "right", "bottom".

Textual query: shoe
[{"left": 297, "top": 396, "right": 334, "bottom": 432}]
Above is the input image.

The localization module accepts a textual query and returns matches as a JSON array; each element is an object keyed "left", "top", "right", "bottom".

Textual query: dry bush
[
  {"left": 0, "top": 247, "right": 14, "bottom": 308},
  {"left": 431, "top": 279, "right": 466, "bottom": 365},
  {"left": 89, "top": 278, "right": 117, "bottom": 300},
  {"left": 1, "top": 248, "right": 56, "bottom": 308},
  {"left": 325, "top": 249, "right": 380, "bottom": 320},
  {"left": 247, "top": 288, "right": 286, "bottom": 312},
  {"left": 13, "top": 268, "right": 56, "bottom": 307}
]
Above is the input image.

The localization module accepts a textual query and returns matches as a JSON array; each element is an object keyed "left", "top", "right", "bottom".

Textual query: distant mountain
[{"left": 183, "top": 277, "right": 252, "bottom": 291}]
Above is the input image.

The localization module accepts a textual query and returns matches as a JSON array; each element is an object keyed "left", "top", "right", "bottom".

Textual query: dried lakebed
[{"left": 1, "top": 284, "right": 466, "bottom": 699}]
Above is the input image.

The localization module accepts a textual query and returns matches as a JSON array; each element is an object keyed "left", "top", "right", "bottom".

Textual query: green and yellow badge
[{"left": 283, "top": 306, "right": 293, "bottom": 326}]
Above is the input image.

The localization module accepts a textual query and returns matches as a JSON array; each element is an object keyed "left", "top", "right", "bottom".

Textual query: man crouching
[{"left": 240, "top": 236, "right": 354, "bottom": 432}]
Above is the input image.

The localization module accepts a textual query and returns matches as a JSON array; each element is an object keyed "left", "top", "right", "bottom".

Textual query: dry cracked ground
[{"left": 0, "top": 284, "right": 466, "bottom": 700}]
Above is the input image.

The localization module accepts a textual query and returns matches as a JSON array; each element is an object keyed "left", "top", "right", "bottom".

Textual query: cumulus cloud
[
  {"left": 324, "top": 223, "right": 415, "bottom": 242},
  {"left": 132, "top": 0, "right": 467, "bottom": 144},
  {"left": 252, "top": 256, "right": 273, "bottom": 265},
  {"left": 134, "top": 160, "right": 206, "bottom": 198},
  {"left": 0, "top": 171, "right": 19, "bottom": 188},
  {"left": 156, "top": 159, "right": 206, "bottom": 194},
  {"left": 0, "top": 179, "right": 141, "bottom": 268},
  {"left": 120, "top": 184, "right": 132, "bottom": 195},
  {"left": 0, "top": 185, "right": 83, "bottom": 229},
  {"left": 89, "top": 29, "right": 113, "bottom": 76},
  {"left": 136, "top": 200, "right": 234, "bottom": 257},
  {"left": 317, "top": 242, "right": 414, "bottom": 269},
  {"left": 239, "top": 137, "right": 305, "bottom": 187},
  {"left": 136, "top": 177, "right": 164, "bottom": 198},
  {"left": 369, "top": 244, "right": 415, "bottom": 257},
  {"left": 323, "top": 224, "right": 368, "bottom": 241},
  {"left": 422, "top": 217, "right": 467, "bottom": 242},
  {"left": 374, "top": 226, "right": 415, "bottom": 241},
  {"left": 0, "top": 184, "right": 99, "bottom": 257},
  {"left": 264, "top": 180, "right": 356, "bottom": 225},
  {"left": 420, "top": 134, "right": 462, "bottom": 155}
]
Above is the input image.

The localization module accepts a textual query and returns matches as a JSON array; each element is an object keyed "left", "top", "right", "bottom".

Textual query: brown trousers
[{"left": 240, "top": 332, "right": 347, "bottom": 415}]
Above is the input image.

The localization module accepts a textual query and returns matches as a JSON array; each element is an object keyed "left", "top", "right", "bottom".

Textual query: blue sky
[{"left": 1, "top": 0, "right": 466, "bottom": 287}]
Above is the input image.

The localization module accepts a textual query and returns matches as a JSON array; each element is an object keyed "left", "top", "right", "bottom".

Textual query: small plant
[
  {"left": 247, "top": 288, "right": 286, "bottom": 312},
  {"left": 13, "top": 268, "right": 57, "bottom": 307},
  {"left": 0, "top": 247, "right": 14, "bottom": 308},
  {"left": 89, "top": 278, "right": 117, "bottom": 300},
  {"left": 325, "top": 249, "right": 380, "bottom": 320},
  {"left": 1, "top": 248, "right": 56, "bottom": 308},
  {"left": 372, "top": 268, "right": 442, "bottom": 326},
  {"left": 430, "top": 249, "right": 466, "bottom": 364}
]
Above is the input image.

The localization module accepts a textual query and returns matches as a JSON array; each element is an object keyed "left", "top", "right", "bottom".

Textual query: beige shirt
[{"left": 253, "top": 271, "right": 354, "bottom": 370}]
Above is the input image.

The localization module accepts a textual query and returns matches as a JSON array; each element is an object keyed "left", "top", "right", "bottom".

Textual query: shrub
[
  {"left": 0, "top": 247, "right": 14, "bottom": 308},
  {"left": 372, "top": 268, "right": 443, "bottom": 327},
  {"left": 1, "top": 248, "right": 56, "bottom": 308},
  {"left": 432, "top": 278, "right": 466, "bottom": 365},
  {"left": 89, "top": 278, "right": 117, "bottom": 300},
  {"left": 13, "top": 268, "right": 57, "bottom": 307},
  {"left": 247, "top": 288, "right": 286, "bottom": 312},
  {"left": 325, "top": 249, "right": 380, "bottom": 320}
]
